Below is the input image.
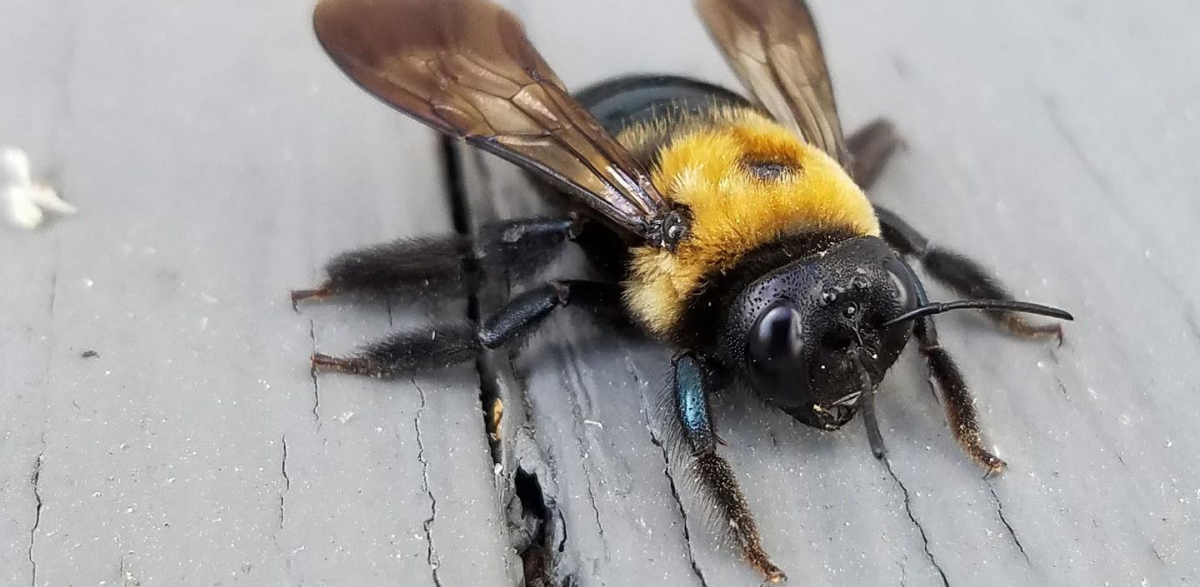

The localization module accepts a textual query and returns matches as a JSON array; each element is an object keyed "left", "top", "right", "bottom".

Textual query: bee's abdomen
[{"left": 576, "top": 75, "right": 750, "bottom": 162}]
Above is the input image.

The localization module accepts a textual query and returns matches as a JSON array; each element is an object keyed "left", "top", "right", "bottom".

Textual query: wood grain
[{"left": 1, "top": 0, "right": 1196, "bottom": 585}]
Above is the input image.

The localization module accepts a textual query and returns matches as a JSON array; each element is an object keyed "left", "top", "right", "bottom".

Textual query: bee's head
[{"left": 722, "top": 237, "right": 918, "bottom": 430}]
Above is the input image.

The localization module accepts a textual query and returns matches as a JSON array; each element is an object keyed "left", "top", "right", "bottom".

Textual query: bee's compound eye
[
  {"left": 748, "top": 301, "right": 804, "bottom": 369},
  {"left": 746, "top": 300, "right": 811, "bottom": 408},
  {"left": 883, "top": 258, "right": 920, "bottom": 314}
]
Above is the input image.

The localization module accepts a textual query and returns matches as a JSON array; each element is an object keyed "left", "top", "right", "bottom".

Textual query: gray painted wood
[
  {"left": 0, "top": 1, "right": 514, "bottom": 585},
  {"left": 2, "top": 0, "right": 1197, "bottom": 586}
]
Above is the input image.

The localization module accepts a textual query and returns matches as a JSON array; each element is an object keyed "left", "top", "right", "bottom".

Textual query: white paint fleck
[{"left": 2, "top": 147, "right": 76, "bottom": 229}]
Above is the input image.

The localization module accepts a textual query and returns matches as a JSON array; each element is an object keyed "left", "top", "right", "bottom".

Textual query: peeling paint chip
[{"left": 2, "top": 147, "right": 75, "bottom": 229}]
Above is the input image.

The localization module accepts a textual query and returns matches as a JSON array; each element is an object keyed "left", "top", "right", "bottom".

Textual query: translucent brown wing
[
  {"left": 314, "top": 0, "right": 675, "bottom": 245},
  {"left": 696, "top": 0, "right": 849, "bottom": 165}
]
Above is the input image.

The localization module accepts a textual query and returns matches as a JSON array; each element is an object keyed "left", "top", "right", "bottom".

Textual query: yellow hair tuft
[{"left": 622, "top": 108, "right": 879, "bottom": 338}]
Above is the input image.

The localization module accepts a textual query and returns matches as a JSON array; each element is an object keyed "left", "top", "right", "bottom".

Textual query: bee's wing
[
  {"left": 696, "top": 0, "right": 848, "bottom": 165},
  {"left": 314, "top": 0, "right": 673, "bottom": 244}
]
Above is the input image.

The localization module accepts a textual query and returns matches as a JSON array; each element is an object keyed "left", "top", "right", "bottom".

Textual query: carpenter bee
[{"left": 295, "top": 0, "right": 1073, "bottom": 581}]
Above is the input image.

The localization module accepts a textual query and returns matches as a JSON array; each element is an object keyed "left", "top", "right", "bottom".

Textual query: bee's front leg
[
  {"left": 669, "top": 352, "right": 786, "bottom": 583},
  {"left": 913, "top": 315, "right": 1007, "bottom": 476}
]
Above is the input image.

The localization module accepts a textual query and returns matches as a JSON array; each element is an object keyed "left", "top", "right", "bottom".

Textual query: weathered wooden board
[
  {"left": 1, "top": 0, "right": 1197, "bottom": 586},
  {"left": 0, "top": 1, "right": 513, "bottom": 585}
]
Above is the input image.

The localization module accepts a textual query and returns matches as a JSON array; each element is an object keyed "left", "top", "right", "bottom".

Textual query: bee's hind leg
[
  {"left": 667, "top": 353, "right": 786, "bottom": 583},
  {"left": 292, "top": 216, "right": 581, "bottom": 307},
  {"left": 312, "top": 279, "right": 620, "bottom": 377},
  {"left": 847, "top": 118, "right": 903, "bottom": 190},
  {"left": 876, "top": 207, "right": 1064, "bottom": 343}
]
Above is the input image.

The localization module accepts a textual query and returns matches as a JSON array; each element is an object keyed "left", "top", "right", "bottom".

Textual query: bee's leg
[
  {"left": 913, "top": 315, "right": 1007, "bottom": 475},
  {"left": 847, "top": 118, "right": 903, "bottom": 190},
  {"left": 312, "top": 280, "right": 620, "bottom": 377},
  {"left": 669, "top": 353, "right": 786, "bottom": 583},
  {"left": 292, "top": 216, "right": 580, "bottom": 306},
  {"left": 876, "top": 207, "right": 1063, "bottom": 342}
]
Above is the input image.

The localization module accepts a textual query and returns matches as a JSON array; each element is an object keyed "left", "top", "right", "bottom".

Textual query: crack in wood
[
  {"left": 440, "top": 137, "right": 506, "bottom": 468},
  {"left": 1151, "top": 544, "right": 1165, "bottom": 564},
  {"left": 443, "top": 138, "right": 569, "bottom": 585},
  {"left": 557, "top": 340, "right": 609, "bottom": 556},
  {"left": 28, "top": 251, "right": 58, "bottom": 587},
  {"left": 1054, "top": 375, "right": 1071, "bottom": 403},
  {"left": 648, "top": 415, "right": 711, "bottom": 587},
  {"left": 279, "top": 436, "right": 290, "bottom": 530},
  {"left": 882, "top": 458, "right": 951, "bottom": 587},
  {"left": 28, "top": 448, "right": 44, "bottom": 587},
  {"left": 986, "top": 484, "right": 1030, "bottom": 564},
  {"left": 630, "top": 357, "right": 709, "bottom": 587},
  {"left": 308, "top": 320, "right": 321, "bottom": 428},
  {"left": 412, "top": 379, "right": 444, "bottom": 587}
]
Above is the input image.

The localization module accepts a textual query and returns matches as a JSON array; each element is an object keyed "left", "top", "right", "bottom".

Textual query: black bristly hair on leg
[
  {"left": 874, "top": 206, "right": 928, "bottom": 257},
  {"left": 874, "top": 206, "right": 1065, "bottom": 343},
  {"left": 920, "top": 248, "right": 1064, "bottom": 342},
  {"left": 913, "top": 316, "right": 1007, "bottom": 475},
  {"left": 668, "top": 352, "right": 786, "bottom": 583},
  {"left": 477, "top": 216, "right": 580, "bottom": 279},
  {"left": 293, "top": 234, "right": 472, "bottom": 306},
  {"left": 312, "top": 280, "right": 621, "bottom": 378},
  {"left": 292, "top": 216, "right": 580, "bottom": 306},
  {"left": 312, "top": 322, "right": 481, "bottom": 377}
]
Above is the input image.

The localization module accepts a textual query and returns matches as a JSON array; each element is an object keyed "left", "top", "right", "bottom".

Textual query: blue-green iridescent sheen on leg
[{"left": 671, "top": 352, "right": 785, "bottom": 582}]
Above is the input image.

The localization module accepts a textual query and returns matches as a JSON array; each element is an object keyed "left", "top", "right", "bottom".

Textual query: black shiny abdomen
[{"left": 575, "top": 74, "right": 750, "bottom": 138}]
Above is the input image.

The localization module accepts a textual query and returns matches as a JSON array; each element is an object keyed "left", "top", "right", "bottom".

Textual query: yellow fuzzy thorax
[{"left": 623, "top": 108, "right": 880, "bottom": 338}]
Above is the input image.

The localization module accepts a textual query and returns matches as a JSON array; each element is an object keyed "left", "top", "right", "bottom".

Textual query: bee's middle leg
[{"left": 312, "top": 279, "right": 620, "bottom": 377}]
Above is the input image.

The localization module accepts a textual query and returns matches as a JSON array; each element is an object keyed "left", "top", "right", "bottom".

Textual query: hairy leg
[
  {"left": 312, "top": 280, "right": 620, "bottom": 377},
  {"left": 668, "top": 353, "right": 785, "bottom": 583},
  {"left": 876, "top": 206, "right": 1063, "bottom": 342},
  {"left": 913, "top": 316, "right": 1007, "bottom": 475},
  {"left": 293, "top": 216, "right": 580, "bottom": 306}
]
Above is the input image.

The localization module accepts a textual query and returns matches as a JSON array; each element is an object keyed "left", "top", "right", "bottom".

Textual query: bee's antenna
[{"left": 882, "top": 300, "right": 1074, "bottom": 328}]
